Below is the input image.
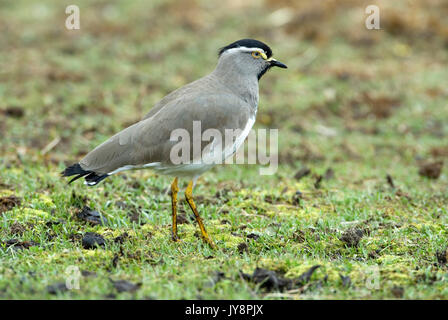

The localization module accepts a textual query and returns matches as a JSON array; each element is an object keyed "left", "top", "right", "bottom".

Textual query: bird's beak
[{"left": 268, "top": 58, "right": 287, "bottom": 69}]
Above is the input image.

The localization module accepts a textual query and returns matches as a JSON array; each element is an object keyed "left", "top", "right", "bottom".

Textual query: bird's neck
[{"left": 211, "top": 63, "right": 259, "bottom": 110}]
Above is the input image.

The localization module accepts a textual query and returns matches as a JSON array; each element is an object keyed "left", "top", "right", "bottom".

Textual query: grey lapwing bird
[{"left": 62, "top": 39, "right": 287, "bottom": 247}]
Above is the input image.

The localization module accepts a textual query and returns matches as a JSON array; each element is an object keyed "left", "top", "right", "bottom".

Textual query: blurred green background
[{"left": 0, "top": 0, "right": 447, "bottom": 299}]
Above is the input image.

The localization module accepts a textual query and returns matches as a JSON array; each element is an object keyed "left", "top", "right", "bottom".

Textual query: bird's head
[{"left": 217, "top": 39, "right": 287, "bottom": 80}]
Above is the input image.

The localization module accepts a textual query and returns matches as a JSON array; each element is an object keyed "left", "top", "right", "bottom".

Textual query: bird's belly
[
  {"left": 107, "top": 161, "right": 214, "bottom": 178},
  {"left": 152, "top": 163, "right": 215, "bottom": 177}
]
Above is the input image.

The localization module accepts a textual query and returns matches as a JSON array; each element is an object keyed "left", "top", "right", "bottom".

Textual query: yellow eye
[{"left": 251, "top": 51, "right": 261, "bottom": 59}]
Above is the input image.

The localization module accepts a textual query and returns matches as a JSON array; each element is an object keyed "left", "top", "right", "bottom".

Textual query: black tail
[{"left": 61, "top": 163, "right": 109, "bottom": 186}]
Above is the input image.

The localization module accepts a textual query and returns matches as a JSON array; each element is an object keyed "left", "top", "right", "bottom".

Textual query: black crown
[{"left": 218, "top": 39, "right": 272, "bottom": 58}]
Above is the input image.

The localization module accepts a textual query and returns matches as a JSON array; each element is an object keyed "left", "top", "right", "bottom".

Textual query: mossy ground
[{"left": 0, "top": 0, "right": 447, "bottom": 299}]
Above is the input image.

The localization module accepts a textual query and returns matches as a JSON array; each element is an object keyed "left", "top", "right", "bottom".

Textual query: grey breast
[{"left": 79, "top": 74, "right": 255, "bottom": 175}]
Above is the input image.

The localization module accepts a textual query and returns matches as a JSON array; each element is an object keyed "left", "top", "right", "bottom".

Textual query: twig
[{"left": 41, "top": 136, "right": 61, "bottom": 155}]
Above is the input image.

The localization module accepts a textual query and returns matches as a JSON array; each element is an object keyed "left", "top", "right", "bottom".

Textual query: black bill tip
[{"left": 270, "top": 60, "right": 287, "bottom": 69}]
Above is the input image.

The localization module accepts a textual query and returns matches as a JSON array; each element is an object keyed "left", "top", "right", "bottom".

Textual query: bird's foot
[
  {"left": 201, "top": 236, "right": 217, "bottom": 249},
  {"left": 171, "top": 233, "right": 182, "bottom": 243}
]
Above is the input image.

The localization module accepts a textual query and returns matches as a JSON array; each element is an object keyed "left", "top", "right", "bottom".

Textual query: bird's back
[{"left": 142, "top": 74, "right": 227, "bottom": 120}]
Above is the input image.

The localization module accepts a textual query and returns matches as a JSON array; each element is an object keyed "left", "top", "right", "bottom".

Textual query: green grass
[{"left": 1, "top": 0, "right": 448, "bottom": 299}]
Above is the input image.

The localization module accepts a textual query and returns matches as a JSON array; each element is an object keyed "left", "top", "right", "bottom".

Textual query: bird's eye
[{"left": 251, "top": 51, "right": 261, "bottom": 59}]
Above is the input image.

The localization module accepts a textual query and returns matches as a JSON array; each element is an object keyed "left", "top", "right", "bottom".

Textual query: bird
[{"left": 61, "top": 39, "right": 287, "bottom": 248}]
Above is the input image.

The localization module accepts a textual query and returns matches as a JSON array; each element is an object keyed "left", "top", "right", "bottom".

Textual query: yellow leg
[
  {"left": 171, "top": 177, "right": 180, "bottom": 242},
  {"left": 185, "top": 180, "right": 216, "bottom": 248}
]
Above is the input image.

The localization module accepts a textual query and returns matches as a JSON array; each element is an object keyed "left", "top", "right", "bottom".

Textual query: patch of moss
[
  {"left": 8, "top": 208, "right": 50, "bottom": 223},
  {"left": 31, "top": 194, "right": 55, "bottom": 208}
]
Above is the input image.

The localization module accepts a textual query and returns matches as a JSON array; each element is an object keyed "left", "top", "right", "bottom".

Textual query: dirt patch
[
  {"left": 9, "top": 222, "right": 27, "bottom": 235},
  {"left": 47, "top": 282, "right": 68, "bottom": 295},
  {"left": 436, "top": 248, "right": 447, "bottom": 266},
  {"left": 339, "top": 228, "right": 364, "bottom": 247},
  {"left": 430, "top": 146, "right": 448, "bottom": 158},
  {"left": 81, "top": 270, "right": 97, "bottom": 278},
  {"left": 81, "top": 232, "right": 106, "bottom": 249},
  {"left": 344, "top": 93, "right": 401, "bottom": 120},
  {"left": 418, "top": 160, "right": 444, "bottom": 179},
  {"left": 381, "top": 6, "right": 448, "bottom": 43},
  {"left": 237, "top": 242, "right": 249, "bottom": 254},
  {"left": 1, "top": 106, "right": 25, "bottom": 118},
  {"left": 68, "top": 233, "right": 83, "bottom": 243},
  {"left": 362, "top": 93, "right": 401, "bottom": 119},
  {"left": 114, "top": 232, "right": 129, "bottom": 244},
  {"left": 176, "top": 212, "right": 190, "bottom": 224},
  {"left": 110, "top": 279, "right": 142, "bottom": 293},
  {"left": 294, "top": 167, "right": 311, "bottom": 180},
  {"left": 45, "top": 219, "right": 65, "bottom": 227},
  {"left": 3, "top": 239, "right": 38, "bottom": 250},
  {"left": 291, "top": 190, "right": 302, "bottom": 206},
  {"left": 0, "top": 195, "right": 21, "bottom": 214},
  {"left": 241, "top": 265, "right": 320, "bottom": 292},
  {"left": 247, "top": 233, "right": 260, "bottom": 241},
  {"left": 391, "top": 286, "right": 404, "bottom": 298},
  {"left": 76, "top": 206, "right": 108, "bottom": 226}
]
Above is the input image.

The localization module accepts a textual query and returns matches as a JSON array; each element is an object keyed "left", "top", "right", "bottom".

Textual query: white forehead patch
[{"left": 221, "top": 47, "right": 266, "bottom": 56}]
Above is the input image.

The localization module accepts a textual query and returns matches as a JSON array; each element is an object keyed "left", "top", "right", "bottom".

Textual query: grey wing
[
  {"left": 79, "top": 122, "right": 147, "bottom": 174},
  {"left": 79, "top": 92, "right": 252, "bottom": 175}
]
